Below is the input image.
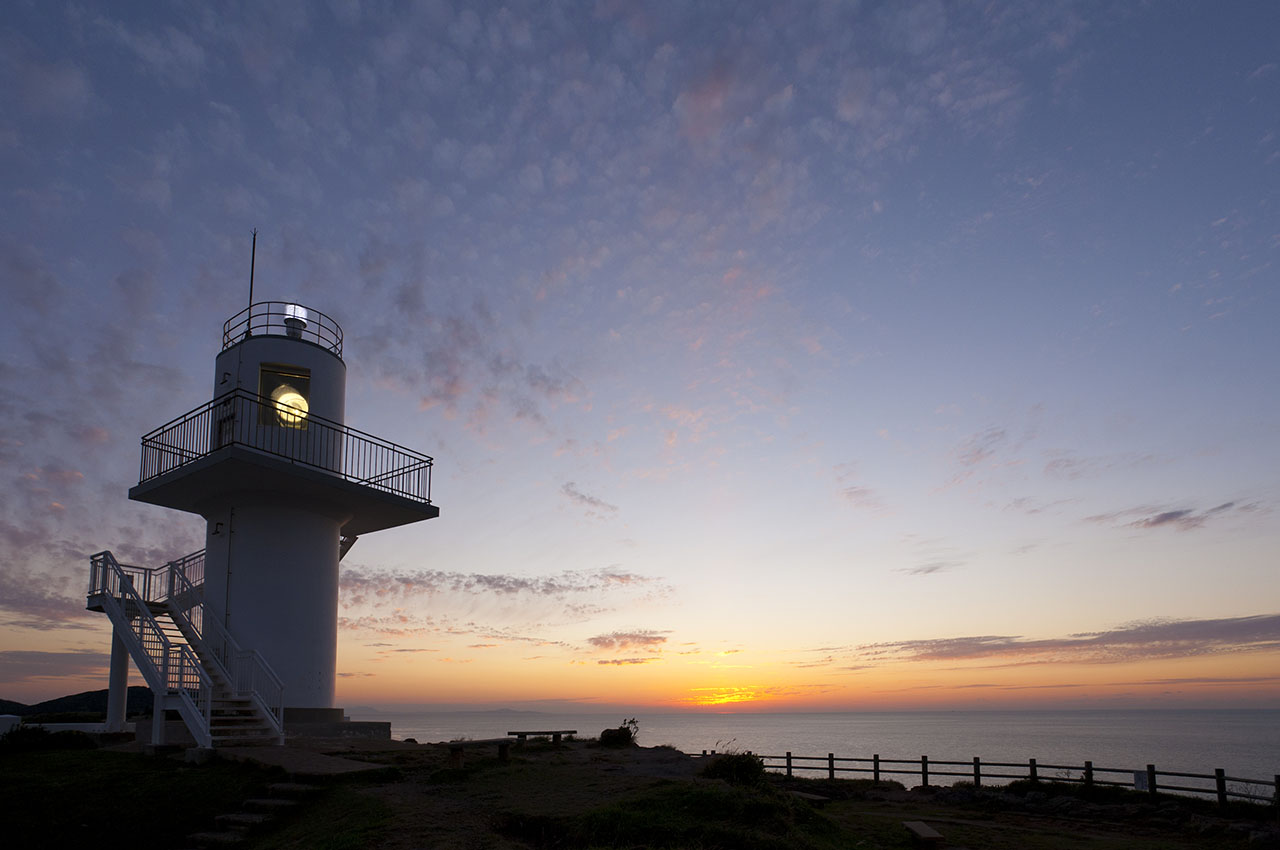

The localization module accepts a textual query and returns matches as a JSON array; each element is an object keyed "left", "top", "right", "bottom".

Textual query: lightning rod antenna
[{"left": 248, "top": 228, "right": 258, "bottom": 314}]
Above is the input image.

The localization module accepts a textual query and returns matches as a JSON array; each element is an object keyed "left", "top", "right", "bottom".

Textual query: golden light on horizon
[{"left": 683, "top": 686, "right": 770, "bottom": 707}]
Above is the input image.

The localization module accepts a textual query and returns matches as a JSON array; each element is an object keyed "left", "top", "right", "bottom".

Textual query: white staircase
[{"left": 87, "top": 550, "right": 285, "bottom": 747}]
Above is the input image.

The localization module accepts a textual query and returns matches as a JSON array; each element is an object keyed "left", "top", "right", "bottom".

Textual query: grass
[
  {"left": 255, "top": 786, "right": 393, "bottom": 850},
  {"left": 4, "top": 737, "right": 1275, "bottom": 849},
  {"left": 1, "top": 747, "right": 277, "bottom": 849},
  {"left": 500, "top": 781, "right": 847, "bottom": 849}
]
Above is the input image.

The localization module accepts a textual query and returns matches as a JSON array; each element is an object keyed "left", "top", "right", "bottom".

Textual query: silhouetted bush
[
  {"left": 599, "top": 717, "right": 639, "bottom": 747},
  {"left": 701, "top": 751, "right": 767, "bottom": 786},
  {"left": 0, "top": 725, "right": 97, "bottom": 754}
]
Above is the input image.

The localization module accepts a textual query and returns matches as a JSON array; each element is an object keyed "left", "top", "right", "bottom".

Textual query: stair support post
[
  {"left": 151, "top": 690, "right": 166, "bottom": 745},
  {"left": 106, "top": 627, "right": 130, "bottom": 732}
]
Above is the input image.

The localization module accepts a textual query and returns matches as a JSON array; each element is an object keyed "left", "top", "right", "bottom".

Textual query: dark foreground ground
[{"left": 4, "top": 732, "right": 1278, "bottom": 849}]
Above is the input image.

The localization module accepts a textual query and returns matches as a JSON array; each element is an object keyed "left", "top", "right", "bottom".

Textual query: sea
[{"left": 347, "top": 708, "right": 1280, "bottom": 793}]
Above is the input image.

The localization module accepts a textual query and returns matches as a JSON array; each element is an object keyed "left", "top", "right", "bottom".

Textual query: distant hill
[{"left": 0, "top": 687, "right": 153, "bottom": 717}]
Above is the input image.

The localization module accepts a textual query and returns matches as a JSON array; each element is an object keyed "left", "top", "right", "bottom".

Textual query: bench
[
  {"left": 507, "top": 729, "right": 577, "bottom": 745},
  {"left": 442, "top": 737, "right": 515, "bottom": 767},
  {"left": 903, "top": 820, "right": 943, "bottom": 848}
]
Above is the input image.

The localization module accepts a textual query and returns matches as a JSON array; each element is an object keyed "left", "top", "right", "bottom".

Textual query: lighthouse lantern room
[{"left": 88, "top": 301, "right": 438, "bottom": 746}]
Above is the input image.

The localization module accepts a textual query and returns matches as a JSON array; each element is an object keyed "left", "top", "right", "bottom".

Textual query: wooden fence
[{"left": 698, "top": 749, "right": 1279, "bottom": 809}]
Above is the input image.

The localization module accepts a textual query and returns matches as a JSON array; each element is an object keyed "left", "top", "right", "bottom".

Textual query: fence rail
[
  {"left": 138, "top": 388, "right": 433, "bottom": 505},
  {"left": 729, "top": 750, "right": 1280, "bottom": 808}
]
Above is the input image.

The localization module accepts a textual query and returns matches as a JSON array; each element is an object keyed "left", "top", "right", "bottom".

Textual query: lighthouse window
[{"left": 259, "top": 364, "right": 311, "bottom": 429}]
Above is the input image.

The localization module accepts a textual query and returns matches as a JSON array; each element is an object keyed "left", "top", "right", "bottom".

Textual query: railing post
[
  {"left": 873, "top": 754, "right": 880, "bottom": 783},
  {"left": 828, "top": 753, "right": 835, "bottom": 780},
  {"left": 1146, "top": 765, "right": 1158, "bottom": 797},
  {"left": 786, "top": 752, "right": 792, "bottom": 777},
  {"left": 973, "top": 756, "right": 981, "bottom": 787},
  {"left": 1029, "top": 758, "right": 1038, "bottom": 783},
  {"left": 1084, "top": 761, "right": 1093, "bottom": 787},
  {"left": 1215, "top": 769, "right": 1227, "bottom": 807},
  {"left": 921, "top": 755, "right": 929, "bottom": 787}
]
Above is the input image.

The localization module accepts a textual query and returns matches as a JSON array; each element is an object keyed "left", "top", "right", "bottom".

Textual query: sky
[{"left": 2, "top": 1, "right": 1278, "bottom": 713}]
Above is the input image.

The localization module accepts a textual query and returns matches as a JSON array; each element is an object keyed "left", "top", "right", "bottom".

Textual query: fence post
[
  {"left": 1211, "top": 769, "right": 1227, "bottom": 807},
  {"left": 973, "top": 756, "right": 981, "bottom": 787},
  {"left": 1084, "top": 761, "right": 1093, "bottom": 787},
  {"left": 873, "top": 754, "right": 880, "bottom": 783},
  {"left": 1146, "top": 765, "right": 1158, "bottom": 797},
  {"left": 922, "top": 755, "right": 929, "bottom": 787},
  {"left": 1029, "top": 758, "right": 1038, "bottom": 783},
  {"left": 786, "top": 752, "right": 792, "bottom": 777},
  {"left": 828, "top": 753, "right": 835, "bottom": 780}
]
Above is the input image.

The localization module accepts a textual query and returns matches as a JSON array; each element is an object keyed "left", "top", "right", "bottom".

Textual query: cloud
[
  {"left": 957, "top": 426, "right": 1007, "bottom": 467},
  {"left": 0, "top": 649, "right": 109, "bottom": 685},
  {"left": 0, "top": 554, "right": 97, "bottom": 630},
  {"left": 900, "top": 560, "right": 963, "bottom": 576},
  {"left": 338, "top": 612, "right": 575, "bottom": 650},
  {"left": 679, "top": 682, "right": 838, "bottom": 705},
  {"left": 95, "top": 17, "right": 207, "bottom": 84},
  {"left": 587, "top": 630, "right": 668, "bottom": 651},
  {"left": 6, "top": 39, "right": 92, "bottom": 117},
  {"left": 341, "top": 566, "right": 657, "bottom": 607},
  {"left": 561, "top": 482, "right": 619, "bottom": 517},
  {"left": 1042, "top": 451, "right": 1161, "bottom": 480},
  {"left": 854, "top": 614, "right": 1280, "bottom": 667},
  {"left": 1085, "top": 502, "right": 1258, "bottom": 531},
  {"left": 597, "top": 657, "right": 657, "bottom": 665}
]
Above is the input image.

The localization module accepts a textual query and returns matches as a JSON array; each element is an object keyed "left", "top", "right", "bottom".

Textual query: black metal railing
[
  {"left": 139, "top": 388, "right": 433, "bottom": 504},
  {"left": 751, "top": 750, "right": 1280, "bottom": 808},
  {"left": 222, "top": 301, "right": 343, "bottom": 357}
]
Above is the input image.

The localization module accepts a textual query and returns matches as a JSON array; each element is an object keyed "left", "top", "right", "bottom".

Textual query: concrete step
[
  {"left": 211, "top": 731, "right": 275, "bottom": 742},
  {"left": 187, "top": 830, "right": 246, "bottom": 846},
  {"left": 243, "top": 798, "right": 299, "bottom": 812},
  {"left": 268, "top": 782, "right": 321, "bottom": 797},
  {"left": 214, "top": 812, "right": 271, "bottom": 831}
]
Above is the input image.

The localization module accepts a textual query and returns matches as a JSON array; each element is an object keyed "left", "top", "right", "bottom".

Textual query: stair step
[
  {"left": 187, "top": 831, "right": 247, "bottom": 846},
  {"left": 214, "top": 812, "right": 271, "bottom": 830},
  {"left": 268, "top": 782, "right": 320, "bottom": 797},
  {"left": 244, "top": 798, "right": 299, "bottom": 812}
]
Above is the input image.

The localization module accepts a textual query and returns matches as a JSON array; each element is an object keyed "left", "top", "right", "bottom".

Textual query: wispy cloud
[
  {"left": 561, "top": 482, "right": 619, "bottom": 517},
  {"left": 855, "top": 615, "right": 1280, "bottom": 667},
  {"left": 899, "top": 560, "right": 964, "bottom": 576},
  {"left": 341, "top": 566, "right": 657, "bottom": 607},
  {"left": 0, "top": 649, "right": 108, "bottom": 685},
  {"left": 587, "top": 630, "right": 668, "bottom": 651},
  {"left": 597, "top": 657, "right": 656, "bottom": 666},
  {"left": 1085, "top": 502, "right": 1260, "bottom": 531}
]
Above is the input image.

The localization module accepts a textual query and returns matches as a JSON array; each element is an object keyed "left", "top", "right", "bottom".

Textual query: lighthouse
[{"left": 88, "top": 301, "right": 438, "bottom": 746}]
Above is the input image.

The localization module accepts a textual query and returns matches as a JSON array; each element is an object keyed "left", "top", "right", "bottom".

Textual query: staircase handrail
[
  {"left": 87, "top": 551, "right": 213, "bottom": 747},
  {"left": 167, "top": 562, "right": 285, "bottom": 736}
]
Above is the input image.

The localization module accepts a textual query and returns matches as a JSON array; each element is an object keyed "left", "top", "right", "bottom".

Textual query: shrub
[
  {"left": 700, "top": 752, "right": 767, "bottom": 786},
  {"left": 0, "top": 726, "right": 98, "bottom": 754},
  {"left": 599, "top": 718, "right": 639, "bottom": 748}
]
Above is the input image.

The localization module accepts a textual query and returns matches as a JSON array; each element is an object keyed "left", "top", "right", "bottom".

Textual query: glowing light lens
[{"left": 272, "top": 385, "right": 309, "bottom": 427}]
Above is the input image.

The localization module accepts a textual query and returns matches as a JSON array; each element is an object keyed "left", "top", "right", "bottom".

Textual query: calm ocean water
[{"left": 347, "top": 709, "right": 1280, "bottom": 788}]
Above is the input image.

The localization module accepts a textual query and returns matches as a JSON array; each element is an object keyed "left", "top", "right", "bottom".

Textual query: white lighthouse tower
[{"left": 89, "top": 301, "right": 438, "bottom": 745}]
